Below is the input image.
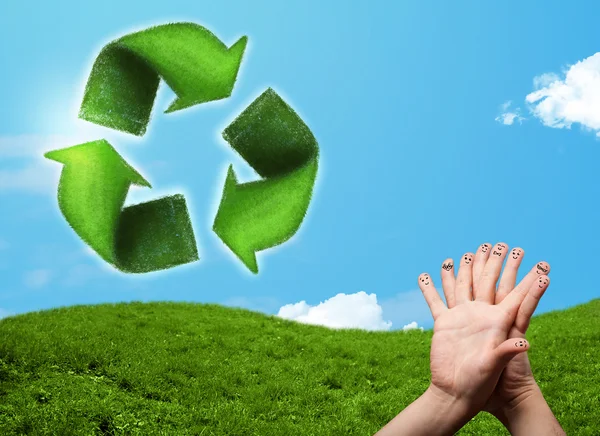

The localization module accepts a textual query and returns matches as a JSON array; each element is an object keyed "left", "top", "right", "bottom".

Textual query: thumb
[{"left": 494, "top": 338, "right": 530, "bottom": 368}]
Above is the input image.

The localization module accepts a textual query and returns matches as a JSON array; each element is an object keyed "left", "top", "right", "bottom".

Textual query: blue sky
[{"left": 1, "top": 0, "right": 599, "bottom": 332}]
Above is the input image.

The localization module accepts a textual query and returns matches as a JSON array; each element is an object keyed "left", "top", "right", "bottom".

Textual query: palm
[{"left": 430, "top": 301, "right": 512, "bottom": 405}]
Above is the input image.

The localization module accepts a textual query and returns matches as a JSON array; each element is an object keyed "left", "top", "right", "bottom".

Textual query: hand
[
  {"left": 464, "top": 244, "right": 550, "bottom": 418},
  {"left": 418, "top": 242, "right": 550, "bottom": 414}
]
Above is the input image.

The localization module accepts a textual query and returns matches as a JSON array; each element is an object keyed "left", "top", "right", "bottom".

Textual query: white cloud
[
  {"left": 496, "top": 112, "right": 525, "bottom": 126},
  {"left": 276, "top": 291, "right": 393, "bottom": 331},
  {"left": 402, "top": 321, "right": 424, "bottom": 332},
  {"left": 23, "top": 269, "right": 53, "bottom": 288},
  {"left": 278, "top": 300, "right": 311, "bottom": 319},
  {"left": 495, "top": 101, "right": 526, "bottom": 126},
  {"left": 532, "top": 72, "right": 561, "bottom": 90},
  {"left": 525, "top": 53, "right": 600, "bottom": 136},
  {"left": 499, "top": 52, "right": 600, "bottom": 137}
]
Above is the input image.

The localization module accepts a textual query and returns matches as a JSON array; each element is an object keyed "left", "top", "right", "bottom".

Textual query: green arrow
[
  {"left": 45, "top": 139, "right": 199, "bottom": 273},
  {"left": 79, "top": 22, "right": 248, "bottom": 136},
  {"left": 213, "top": 88, "right": 319, "bottom": 274}
]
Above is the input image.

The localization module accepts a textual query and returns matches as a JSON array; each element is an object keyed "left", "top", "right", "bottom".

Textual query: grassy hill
[{"left": 0, "top": 298, "right": 598, "bottom": 435}]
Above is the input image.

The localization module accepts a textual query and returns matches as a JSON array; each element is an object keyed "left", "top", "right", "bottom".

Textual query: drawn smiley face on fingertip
[
  {"left": 512, "top": 248, "right": 523, "bottom": 260},
  {"left": 492, "top": 243, "right": 507, "bottom": 256},
  {"left": 481, "top": 244, "right": 490, "bottom": 254},
  {"left": 463, "top": 254, "right": 473, "bottom": 265},
  {"left": 538, "top": 277, "right": 549, "bottom": 288},
  {"left": 514, "top": 339, "right": 528, "bottom": 348},
  {"left": 536, "top": 262, "right": 550, "bottom": 275},
  {"left": 419, "top": 274, "right": 431, "bottom": 286}
]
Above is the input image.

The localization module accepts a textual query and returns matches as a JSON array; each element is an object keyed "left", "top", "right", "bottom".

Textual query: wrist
[
  {"left": 375, "top": 385, "right": 476, "bottom": 436},
  {"left": 500, "top": 383, "right": 542, "bottom": 419},
  {"left": 422, "top": 385, "right": 477, "bottom": 434},
  {"left": 499, "top": 385, "right": 565, "bottom": 435}
]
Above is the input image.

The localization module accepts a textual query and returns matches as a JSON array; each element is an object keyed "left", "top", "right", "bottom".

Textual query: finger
[
  {"left": 496, "top": 261, "right": 550, "bottom": 304},
  {"left": 440, "top": 258, "right": 456, "bottom": 308},
  {"left": 418, "top": 273, "right": 447, "bottom": 321},
  {"left": 472, "top": 242, "right": 492, "bottom": 299},
  {"left": 475, "top": 242, "right": 509, "bottom": 304},
  {"left": 499, "top": 264, "right": 550, "bottom": 319},
  {"left": 494, "top": 338, "right": 530, "bottom": 370},
  {"left": 513, "top": 275, "right": 550, "bottom": 332},
  {"left": 495, "top": 247, "right": 525, "bottom": 303},
  {"left": 454, "top": 253, "right": 474, "bottom": 305}
]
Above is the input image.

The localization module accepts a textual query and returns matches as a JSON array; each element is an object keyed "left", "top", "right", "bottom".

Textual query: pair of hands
[{"left": 420, "top": 242, "right": 549, "bottom": 420}]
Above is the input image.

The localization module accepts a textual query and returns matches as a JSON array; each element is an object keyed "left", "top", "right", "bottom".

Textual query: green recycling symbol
[{"left": 45, "top": 22, "right": 319, "bottom": 274}]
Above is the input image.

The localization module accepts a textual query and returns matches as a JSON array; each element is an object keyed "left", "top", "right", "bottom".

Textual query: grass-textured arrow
[
  {"left": 79, "top": 22, "right": 248, "bottom": 136},
  {"left": 213, "top": 88, "right": 319, "bottom": 274},
  {"left": 45, "top": 140, "right": 199, "bottom": 273}
]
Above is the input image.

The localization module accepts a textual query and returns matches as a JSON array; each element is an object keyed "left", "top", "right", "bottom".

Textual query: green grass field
[{"left": 0, "top": 298, "right": 598, "bottom": 435}]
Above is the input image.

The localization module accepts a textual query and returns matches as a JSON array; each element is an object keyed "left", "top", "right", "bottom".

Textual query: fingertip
[
  {"left": 418, "top": 272, "right": 432, "bottom": 287},
  {"left": 534, "top": 261, "right": 550, "bottom": 275},
  {"left": 461, "top": 252, "right": 475, "bottom": 266},
  {"left": 534, "top": 274, "right": 550, "bottom": 289},
  {"left": 510, "top": 247, "right": 525, "bottom": 261},
  {"left": 441, "top": 259, "right": 454, "bottom": 272},
  {"left": 491, "top": 242, "right": 509, "bottom": 258},
  {"left": 514, "top": 339, "right": 529, "bottom": 350}
]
